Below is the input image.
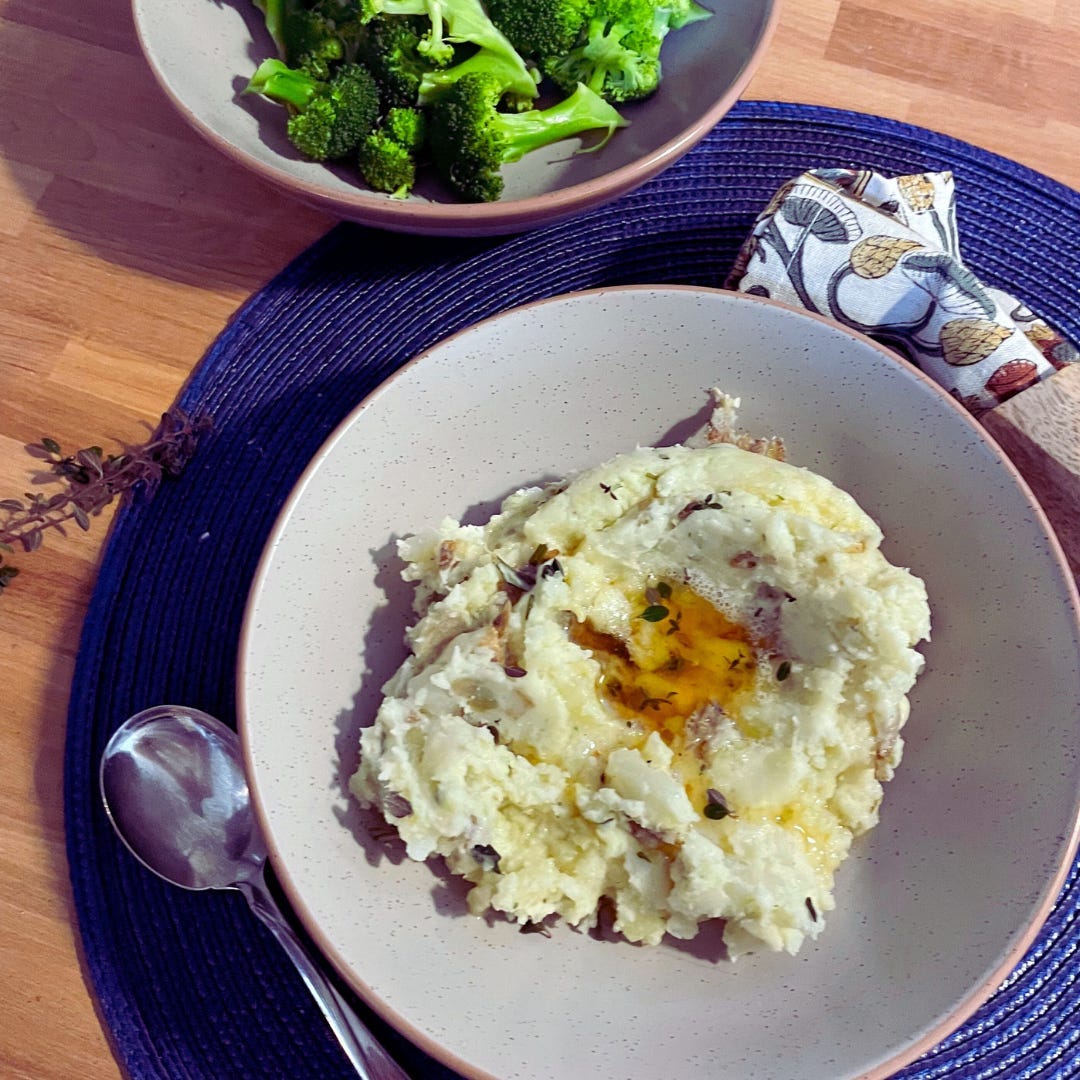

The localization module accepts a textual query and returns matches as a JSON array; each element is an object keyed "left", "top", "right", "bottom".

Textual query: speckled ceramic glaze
[
  {"left": 129, "top": 0, "right": 778, "bottom": 236},
  {"left": 238, "top": 286, "right": 1080, "bottom": 1080}
]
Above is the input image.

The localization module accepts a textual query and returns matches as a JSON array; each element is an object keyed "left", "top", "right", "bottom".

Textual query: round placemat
[{"left": 66, "top": 101, "right": 1080, "bottom": 1079}]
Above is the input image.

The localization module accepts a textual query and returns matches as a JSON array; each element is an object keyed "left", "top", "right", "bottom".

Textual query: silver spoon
[{"left": 100, "top": 704, "right": 408, "bottom": 1080}]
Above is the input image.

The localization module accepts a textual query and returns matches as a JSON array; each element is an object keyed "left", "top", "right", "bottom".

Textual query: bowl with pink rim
[
  {"left": 239, "top": 285, "right": 1080, "bottom": 1079},
  {"left": 131, "top": 0, "right": 780, "bottom": 236}
]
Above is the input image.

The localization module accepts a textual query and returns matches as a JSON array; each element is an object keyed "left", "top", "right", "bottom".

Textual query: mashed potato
[{"left": 350, "top": 395, "right": 930, "bottom": 957}]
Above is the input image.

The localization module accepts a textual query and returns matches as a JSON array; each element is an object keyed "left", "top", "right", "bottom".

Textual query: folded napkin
[{"left": 726, "top": 168, "right": 1078, "bottom": 414}]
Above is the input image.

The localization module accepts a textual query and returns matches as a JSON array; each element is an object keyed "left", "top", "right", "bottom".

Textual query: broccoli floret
[
  {"left": 358, "top": 107, "right": 426, "bottom": 197},
  {"left": 484, "top": 0, "right": 592, "bottom": 61},
  {"left": 657, "top": 0, "right": 712, "bottom": 31},
  {"left": 542, "top": 0, "right": 711, "bottom": 103},
  {"left": 356, "top": 14, "right": 442, "bottom": 106},
  {"left": 358, "top": 131, "right": 419, "bottom": 196},
  {"left": 428, "top": 71, "right": 626, "bottom": 202},
  {"left": 281, "top": 10, "right": 344, "bottom": 75},
  {"left": 361, "top": 0, "right": 538, "bottom": 99},
  {"left": 417, "top": 46, "right": 541, "bottom": 108},
  {"left": 357, "top": 0, "right": 455, "bottom": 64},
  {"left": 245, "top": 58, "right": 381, "bottom": 160},
  {"left": 541, "top": 0, "right": 655, "bottom": 103},
  {"left": 382, "top": 105, "right": 427, "bottom": 151},
  {"left": 253, "top": 0, "right": 358, "bottom": 74}
]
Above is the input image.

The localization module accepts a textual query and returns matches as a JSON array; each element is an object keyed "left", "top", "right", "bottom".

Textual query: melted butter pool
[{"left": 571, "top": 583, "right": 758, "bottom": 744}]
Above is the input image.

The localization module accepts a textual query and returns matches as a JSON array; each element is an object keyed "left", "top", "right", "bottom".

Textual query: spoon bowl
[
  {"left": 100, "top": 704, "right": 408, "bottom": 1080},
  {"left": 101, "top": 705, "right": 265, "bottom": 890}
]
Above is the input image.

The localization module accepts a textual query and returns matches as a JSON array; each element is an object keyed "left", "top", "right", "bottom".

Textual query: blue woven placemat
[{"left": 65, "top": 100, "right": 1080, "bottom": 1079}]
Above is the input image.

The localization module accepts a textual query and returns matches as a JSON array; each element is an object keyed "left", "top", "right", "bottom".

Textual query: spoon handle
[{"left": 239, "top": 877, "right": 410, "bottom": 1080}]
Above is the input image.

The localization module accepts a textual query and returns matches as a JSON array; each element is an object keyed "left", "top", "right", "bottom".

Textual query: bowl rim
[
  {"left": 130, "top": 0, "right": 783, "bottom": 236},
  {"left": 237, "top": 283, "right": 1080, "bottom": 1080}
]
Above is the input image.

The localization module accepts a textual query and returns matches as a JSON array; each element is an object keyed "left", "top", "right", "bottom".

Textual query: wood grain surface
[{"left": 2, "top": 0, "right": 1079, "bottom": 1077}]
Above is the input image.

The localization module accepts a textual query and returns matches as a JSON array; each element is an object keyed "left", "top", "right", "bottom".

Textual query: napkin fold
[{"left": 726, "top": 168, "right": 1078, "bottom": 414}]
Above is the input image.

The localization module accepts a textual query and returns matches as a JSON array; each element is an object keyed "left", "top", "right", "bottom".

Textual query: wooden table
[{"left": 2, "top": 1, "right": 1079, "bottom": 1077}]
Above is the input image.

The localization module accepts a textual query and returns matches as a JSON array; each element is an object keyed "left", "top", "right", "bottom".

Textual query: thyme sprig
[{"left": 0, "top": 408, "right": 211, "bottom": 591}]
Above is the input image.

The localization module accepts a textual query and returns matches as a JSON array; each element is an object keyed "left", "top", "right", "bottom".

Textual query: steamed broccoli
[
  {"left": 484, "top": 0, "right": 592, "bottom": 61},
  {"left": 381, "top": 104, "right": 428, "bottom": 151},
  {"left": 540, "top": 0, "right": 660, "bottom": 102},
  {"left": 536, "top": 0, "right": 712, "bottom": 103},
  {"left": 356, "top": 14, "right": 442, "bottom": 106},
  {"left": 358, "top": 132, "right": 418, "bottom": 195},
  {"left": 416, "top": 46, "right": 540, "bottom": 108},
  {"left": 282, "top": 9, "right": 346, "bottom": 75},
  {"left": 253, "top": 0, "right": 360, "bottom": 74},
  {"left": 242, "top": 0, "right": 709, "bottom": 202},
  {"left": 245, "top": 58, "right": 381, "bottom": 160},
  {"left": 355, "top": 0, "right": 454, "bottom": 63},
  {"left": 656, "top": 0, "right": 713, "bottom": 32},
  {"left": 428, "top": 71, "right": 626, "bottom": 202},
  {"left": 358, "top": 104, "right": 428, "bottom": 196},
  {"left": 355, "top": 0, "right": 539, "bottom": 104},
  {"left": 358, "top": 0, "right": 537, "bottom": 92}
]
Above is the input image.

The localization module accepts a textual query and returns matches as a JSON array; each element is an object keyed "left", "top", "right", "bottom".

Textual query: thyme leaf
[
  {"left": 677, "top": 492, "right": 725, "bottom": 520},
  {"left": 703, "top": 788, "right": 735, "bottom": 820}
]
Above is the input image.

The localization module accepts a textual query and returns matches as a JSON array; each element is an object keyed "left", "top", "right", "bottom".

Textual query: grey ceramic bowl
[
  {"left": 131, "top": 0, "right": 779, "bottom": 235},
  {"left": 239, "top": 286, "right": 1080, "bottom": 1080}
]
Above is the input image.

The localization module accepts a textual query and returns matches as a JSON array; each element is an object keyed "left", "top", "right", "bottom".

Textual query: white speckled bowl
[
  {"left": 131, "top": 0, "right": 778, "bottom": 236},
  {"left": 239, "top": 286, "right": 1080, "bottom": 1080}
]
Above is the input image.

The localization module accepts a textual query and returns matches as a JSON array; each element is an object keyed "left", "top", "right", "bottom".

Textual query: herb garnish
[
  {"left": 496, "top": 557, "right": 535, "bottom": 591},
  {"left": 519, "top": 921, "right": 552, "bottom": 937},
  {"left": 642, "top": 691, "right": 676, "bottom": 711},
  {"left": 677, "top": 492, "right": 725, "bottom": 520},
  {"left": 471, "top": 844, "right": 502, "bottom": 872},
  {"left": 498, "top": 546, "right": 562, "bottom": 595},
  {"left": 640, "top": 582, "right": 674, "bottom": 622},
  {"left": 0, "top": 408, "right": 210, "bottom": 592},
  {"left": 703, "top": 788, "right": 734, "bottom": 820},
  {"left": 528, "top": 543, "right": 559, "bottom": 565}
]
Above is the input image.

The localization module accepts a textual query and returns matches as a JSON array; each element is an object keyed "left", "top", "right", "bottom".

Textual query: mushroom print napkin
[{"left": 726, "top": 168, "right": 1078, "bottom": 414}]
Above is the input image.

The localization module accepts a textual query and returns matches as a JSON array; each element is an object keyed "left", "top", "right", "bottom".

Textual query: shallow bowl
[
  {"left": 239, "top": 285, "right": 1080, "bottom": 1079},
  {"left": 131, "top": 0, "right": 778, "bottom": 235}
]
